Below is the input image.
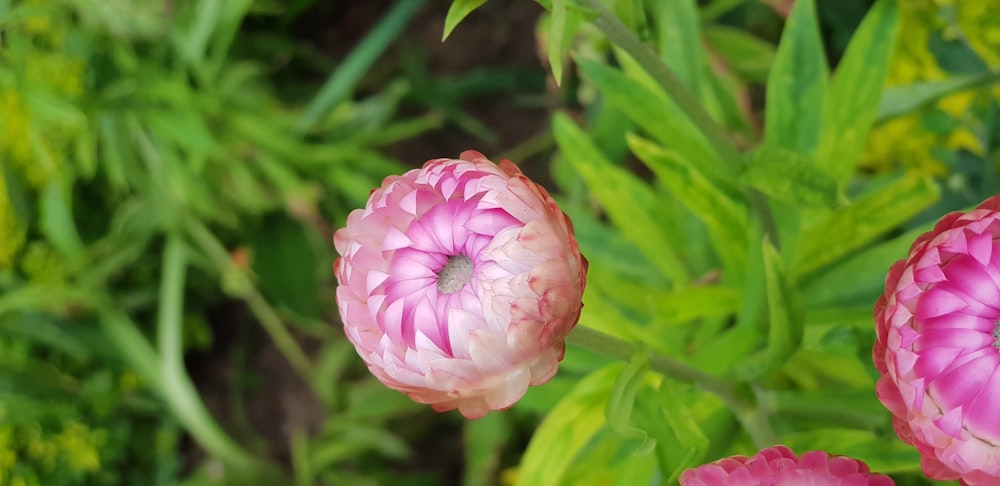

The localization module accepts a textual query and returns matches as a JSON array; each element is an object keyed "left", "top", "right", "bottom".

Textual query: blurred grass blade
[
  {"left": 650, "top": 0, "right": 702, "bottom": 90},
  {"left": 296, "top": 0, "right": 424, "bottom": 134},
  {"left": 552, "top": 113, "right": 690, "bottom": 285},
  {"left": 764, "top": 0, "right": 826, "bottom": 155},
  {"left": 815, "top": 0, "right": 899, "bottom": 184},
  {"left": 877, "top": 71, "right": 1000, "bottom": 122},
  {"left": 762, "top": 238, "right": 803, "bottom": 371},
  {"left": 40, "top": 180, "right": 85, "bottom": 263},
  {"left": 442, "top": 0, "right": 487, "bottom": 40},
  {"left": 463, "top": 413, "right": 511, "bottom": 486},
  {"left": 794, "top": 176, "right": 939, "bottom": 277},
  {"left": 703, "top": 26, "right": 775, "bottom": 82}
]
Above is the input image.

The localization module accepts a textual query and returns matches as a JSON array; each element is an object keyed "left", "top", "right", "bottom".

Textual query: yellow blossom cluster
[
  {"left": 861, "top": 0, "right": 998, "bottom": 174},
  {"left": 0, "top": 421, "right": 103, "bottom": 485}
]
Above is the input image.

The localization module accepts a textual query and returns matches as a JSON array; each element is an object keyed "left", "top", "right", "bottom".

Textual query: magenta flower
[
  {"left": 874, "top": 195, "right": 1000, "bottom": 485},
  {"left": 680, "top": 445, "right": 893, "bottom": 486},
  {"left": 333, "top": 151, "right": 587, "bottom": 418}
]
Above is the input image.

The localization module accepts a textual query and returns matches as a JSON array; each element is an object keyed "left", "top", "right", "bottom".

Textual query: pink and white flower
[
  {"left": 334, "top": 151, "right": 587, "bottom": 418},
  {"left": 680, "top": 445, "right": 893, "bottom": 485},
  {"left": 874, "top": 195, "right": 1000, "bottom": 485}
]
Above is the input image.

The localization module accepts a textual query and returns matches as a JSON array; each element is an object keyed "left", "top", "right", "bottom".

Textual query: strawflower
[
  {"left": 334, "top": 151, "right": 587, "bottom": 418},
  {"left": 680, "top": 445, "right": 893, "bottom": 486},
  {"left": 874, "top": 195, "right": 1000, "bottom": 485}
]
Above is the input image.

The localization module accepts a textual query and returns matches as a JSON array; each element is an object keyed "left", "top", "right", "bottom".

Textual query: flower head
[
  {"left": 334, "top": 151, "right": 587, "bottom": 418},
  {"left": 874, "top": 195, "right": 1000, "bottom": 484},
  {"left": 680, "top": 445, "right": 893, "bottom": 486}
]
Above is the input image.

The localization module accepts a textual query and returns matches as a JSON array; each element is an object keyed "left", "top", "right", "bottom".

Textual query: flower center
[
  {"left": 994, "top": 320, "right": 1000, "bottom": 350},
  {"left": 437, "top": 254, "right": 473, "bottom": 294}
]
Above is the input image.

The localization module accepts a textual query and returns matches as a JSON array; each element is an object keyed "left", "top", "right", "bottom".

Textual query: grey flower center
[
  {"left": 994, "top": 321, "right": 1000, "bottom": 350},
  {"left": 437, "top": 255, "right": 473, "bottom": 294}
]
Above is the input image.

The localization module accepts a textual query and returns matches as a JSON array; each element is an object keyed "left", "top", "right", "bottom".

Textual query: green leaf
[
  {"left": 441, "top": 0, "right": 486, "bottom": 42},
  {"left": 794, "top": 176, "right": 939, "bottom": 277},
  {"left": 877, "top": 71, "right": 999, "bottom": 122},
  {"left": 576, "top": 60, "right": 734, "bottom": 192},
  {"left": 743, "top": 147, "right": 838, "bottom": 207},
  {"left": 763, "top": 238, "right": 803, "bottom": 371},
  {"left": 250, "top": 216, "right": 322, "bottom": 321},
  {"left": 40, "top": 180, "right": 85, "bottom": 262},
  {"left": 552, "top": 113, "right": 690, "bottom": 285},
  {"left": 802, "top": 222, "right": 934, "bottom": 307},
  {"left": 548, "top": 0, "right": 568, "bottom": 85},
  {"left": 647, "top": 286, "right": 742, "bottom": 325},
  {"left": 656, "top": 381, "right": 710, "bottom": 482},
  {"left": 605, "top": 349, "right": 655, "bottom": 454},
  {"left": 703, "top": 26, "right": 775, "bottom": 82},
  {"left": 815, "top": 0, "right": 899, "bottom": 184},
  {"left": 516, "top": 365, "right": 620, "bottom": 486},
  {"left": 764, "top": 0, "right": 827, "bottom": 155},
  {"left": 627, "top": 134, "right": 748, "bottom": 278},
  {"left": 650, "top": 0, "right": 702, "bottom": 90}
]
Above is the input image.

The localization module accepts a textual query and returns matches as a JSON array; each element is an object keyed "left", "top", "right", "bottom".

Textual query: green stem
[
  {"left": 186, "top": 220, "right": 317, "bottom": 384},
  {"left": 296, "top": 0, "right": 425, "bottom": 134},
  {"left": 567, "top": 326, "right": 777, "bottom": 447},
  {"left": 576, "top": 0, "right": 781, "bottom": 248},
  {"left": 158, "top": 234, "right": 269, "bottom": 474}
]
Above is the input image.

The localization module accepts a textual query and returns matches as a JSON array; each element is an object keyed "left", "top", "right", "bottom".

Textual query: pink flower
[
  {"left": 680, "top": 445, "right": 893, "bottom": 486},
  {"left": 874, "top": 195, "right": 1000, "bottom": 485},
  {"left": 333, "top": 151, "right": 587, "bottom": 419}
]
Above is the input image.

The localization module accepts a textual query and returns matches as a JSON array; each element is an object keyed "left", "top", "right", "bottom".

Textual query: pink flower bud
[
  {"left": 874, "top": 195, "right": 1000, "bottom": 485},
  {"left": 680, "top": 445, "right": 893, "bottom": 485},
  {"left": 333, "top": 151, "right": 587, "bottom": 418}
]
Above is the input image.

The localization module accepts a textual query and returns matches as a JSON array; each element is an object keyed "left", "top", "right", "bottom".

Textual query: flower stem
[
  {"left": 575, "top": 0, "right": 781, "bottom": 248},
  {"left": 158, "top": 234, "right": 278, "bottom": 476},
  {"left": 186, "top": 220, "right": 317, "bottom": 385},
  {"left": 566, "top": 325, "right": 777, "bottom": 447}
]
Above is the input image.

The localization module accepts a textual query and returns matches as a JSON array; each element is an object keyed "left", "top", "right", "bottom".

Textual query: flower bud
[
  {"left": 874, "top": 195, "right": 1000, "bottom": 484},
  {"left": 680, "top": 445, "right": 893, "bottom": 485},
  {"left": 334, "top": 151, "right": 587, "bottom": 418}
]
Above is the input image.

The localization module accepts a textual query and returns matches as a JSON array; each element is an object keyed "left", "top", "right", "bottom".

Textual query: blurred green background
[{"left": 0, "top": 0, "right": 996, "bottom": 485}]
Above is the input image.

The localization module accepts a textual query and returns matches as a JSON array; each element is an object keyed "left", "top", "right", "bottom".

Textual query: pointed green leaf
[
  {"left": 442, "top": 0, "right": 488, "bottom": 40},
  {"left": 548, "top": 0, "right": 568, "bottom": 85},
  {"left": 795, "top": 176, "right": 939, "bottom": 277},
  {"left": 763, "top": 238, "right": 804, "bottom": 370},
  {"left": 628, "top": 135, "right": 748, "bottom": 278},
  {"left": 764, "top": 0, "right": 827, "bottom": 155},
  {"left": 802, "top": 222, "right": 934, "bottom": 307},
  {"left": 704, "top": 26, "right": 775, "bottom": 82},
  {"left": 605, "top": 349, "right": 655, "bottom": 454},
  {"left": 552, "top": 113, "right": 690, "bottom": 285},
  {"left": 576, "top": 60, "right": 735, "bottom": 192},
  {"left": 877, "top": 71, "right": 998, "bottom": 122},
  {"left": 657, "top": 381, "right": 711, "bottom": 482},
  {"left": 743, "top": 147, "right": 838, "bottom": 207},
  {"left": 815, "top": 0, "right": 899, "bottom": 184},
  {"left": 516, "top": 365, "right": 620, "bottom": 486},
  {"left": 650, "top": 0, "right": 703, "bottom": 90},
  {"left": 40, "top": 180, "right": 84, "bottom": 262}
]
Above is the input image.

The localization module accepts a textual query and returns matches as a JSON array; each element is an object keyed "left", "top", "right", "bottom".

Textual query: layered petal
[
  {"left": 873, "top": 195, "right": 1000, "bottom": 484},
  {"left": 679, "top": 446, "right": 893, "bottom": 486},
  {"left": 333, "top": 152, "right": 587, "bottom": 418}
]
